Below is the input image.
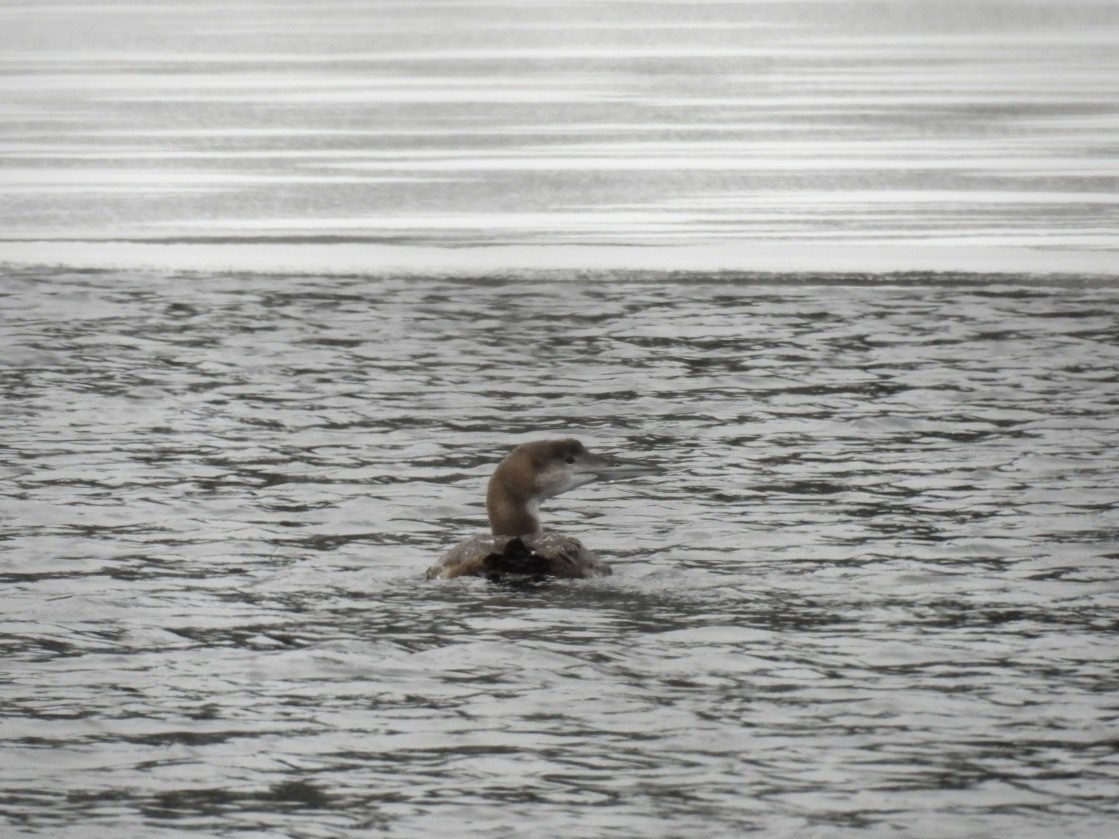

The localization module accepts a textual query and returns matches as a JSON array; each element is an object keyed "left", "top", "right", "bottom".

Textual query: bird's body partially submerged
[
  {"left": 428, "top": 532, "right": 608, "bottom": 580},
  {"left": 425, "top": 439, "right": 657, "bottom": 581}
]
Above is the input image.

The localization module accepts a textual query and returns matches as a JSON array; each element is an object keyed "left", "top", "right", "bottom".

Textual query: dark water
[{"left": 2, "top": 268, "right": 1118, "bottom": 837}]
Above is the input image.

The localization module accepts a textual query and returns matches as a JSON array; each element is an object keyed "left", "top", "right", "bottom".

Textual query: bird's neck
[{"left": 486, "top": 468, "right": 542, "bottom": 537}]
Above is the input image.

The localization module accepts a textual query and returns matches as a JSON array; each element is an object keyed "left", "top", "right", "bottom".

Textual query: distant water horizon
[
  {"left": 2, "top": 0, "right": 1117, "bottom": 277},
  {"left": 4, "top": 239, "right": 1119, "bottom": 278}
]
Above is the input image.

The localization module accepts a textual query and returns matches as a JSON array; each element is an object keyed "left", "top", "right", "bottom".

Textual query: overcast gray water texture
[
  {"left": 3, "top": 2, "right": 1119, "bottom": 837},
  {"left": 1, "top": 0, "right": 1118, "bottom": 274},
  {"left": 3, "top": 270, "right": 1119, "bottom": 837}
]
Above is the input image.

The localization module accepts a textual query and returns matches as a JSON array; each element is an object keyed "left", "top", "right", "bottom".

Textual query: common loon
[{"left": 425, "top": 439, "right": 658, "bottom": 580}]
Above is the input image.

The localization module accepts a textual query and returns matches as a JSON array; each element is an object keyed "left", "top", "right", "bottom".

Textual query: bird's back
[{"left": 425, "top": 533, "right": 610, "bottom": 580}]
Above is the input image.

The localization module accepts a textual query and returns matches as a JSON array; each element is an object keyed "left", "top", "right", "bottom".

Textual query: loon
[{"left": 425, "top": 439, "right": 658, "bottom": 581}]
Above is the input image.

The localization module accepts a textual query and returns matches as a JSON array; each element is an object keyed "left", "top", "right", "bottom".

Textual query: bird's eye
[{"left": 565, "top": 456, "right": 576, "bottom": 464}]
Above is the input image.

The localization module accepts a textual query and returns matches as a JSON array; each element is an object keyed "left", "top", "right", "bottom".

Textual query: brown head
[{"left": 485, "top": 439, "right": 658, "bottom": 537}]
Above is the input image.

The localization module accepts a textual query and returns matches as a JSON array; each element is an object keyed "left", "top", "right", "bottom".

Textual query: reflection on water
[
  {"left": 1, "top": 0, "right": 1118, "bottom": 273},
  {"left": 2, "top": 268, "right": 1118, "bottom": 836}
]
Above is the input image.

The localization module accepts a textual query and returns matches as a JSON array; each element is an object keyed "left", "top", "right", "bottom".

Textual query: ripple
[{"left": 3, "top": 267, "right": 1118, "bottom": 836}]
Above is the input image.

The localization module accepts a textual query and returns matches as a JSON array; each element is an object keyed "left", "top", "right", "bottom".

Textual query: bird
[{"left": 426, "top": 438, "right": 658, "bottom": 581}]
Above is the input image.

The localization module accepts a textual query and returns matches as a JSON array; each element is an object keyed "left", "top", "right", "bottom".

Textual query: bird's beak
[{"left": 582, "top": 451, "right": 661, "bottom": 481}]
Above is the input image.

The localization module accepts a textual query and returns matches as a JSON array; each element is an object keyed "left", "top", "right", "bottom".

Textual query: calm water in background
[
  {"left": 0, "top": 0, "right": 1117, "bottom": 271},
  {"left": 2, "top": 269, "right": 1118, "bottom": 837},
  {"left": 3, "top": 0, "right": 1119, "bottom": 836}
]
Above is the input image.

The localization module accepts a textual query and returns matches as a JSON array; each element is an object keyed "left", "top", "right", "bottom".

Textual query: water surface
[
  {"left": 3, "top": 2, "right": 1118, "bottom": 835},
  {"left": 2, "top": 269, "right": 1118, "bottom": 837},
  {"left": 1, "top": 0, "right": 1117, "bottom": 273}
]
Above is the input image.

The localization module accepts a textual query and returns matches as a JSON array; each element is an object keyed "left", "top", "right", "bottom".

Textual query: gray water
[
  {"left": 2, "top": 269, "right": 1118, "bottom": 837},
  {"left": 3, "top": 1, "right": 1119, "bottom": 836},
  {"left": 1, "top": 0, "right": 1118, "bottom": 273}
]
